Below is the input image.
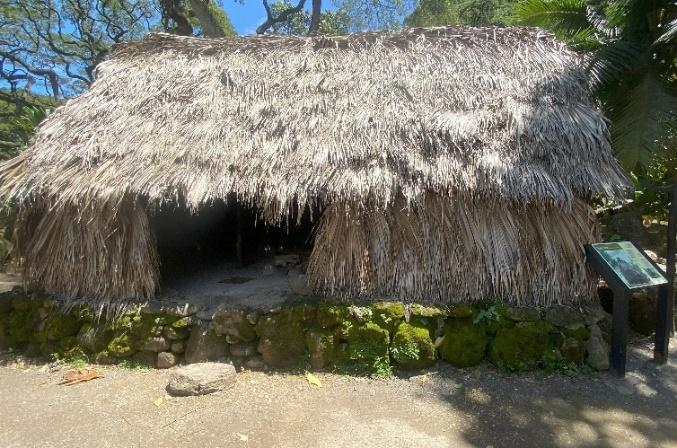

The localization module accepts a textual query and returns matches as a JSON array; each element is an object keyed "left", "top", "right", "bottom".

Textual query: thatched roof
[
  {"left": 0, "top": 27, "right": 631, "bottom": 306},
  {"left": 0, "top": 27, "right": 628, "bottom": 218}
]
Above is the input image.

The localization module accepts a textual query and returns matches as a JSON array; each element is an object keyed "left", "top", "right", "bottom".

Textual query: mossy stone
[
  {"left": 391, "top": 323, "right": 435, "bottom": 369},
  {"left": 505, "top": 306, "right": 541, "bottom": 322},
  {"left": 560, "top": 337, "right": 586, "bottom": 365},
  {"left": 94, "top": 350, "right": 117, "bottom": 365},
  {"left": 347, "top": 322, "right": 389, "bottom": 364},
  {"left": 128, "top": 314, "right": 163, "bottom": 342},
  {"left": 562, "top": 324, "right": 591, "bottom": 341},
  {"left": 490, "top": 321, "right": 552, "bottom": 371},
  {"left": 289, "top": 304, "right": 317, "bottom": 322},
  {"left": 212, "top": 309, "right": 257, "bottom": 342},
  {"left": 256, "top": 313, "right": 307, "bottom": 368},
  {"left": 58, "top": 336, "right": 79, "bottom": 353},
  {"left": 77, "top": 322, "right": 113, "bottom": 353},
  {"left": 0, "top": 320, "right": 9, "bottom": 350},
  {"left": 306, "top": 328, "right": 337, "bottom": 370},
  {"left": 164, "top": 326, "right": 190, "bottom": 340},
  {"left": 317, "top": 304, "right": 349, "bottom": 328},
  {"left": 107, "top": 333, "right": 136, "bottom": 358},
  {"left": 11, "top": 296, "right": 32, "bottom": 312},
  {"left": 439, "top": 318, "right": 486, "bottom": 367},
  {"left": 410, "top": 304, "right": 445, "bottom": 318},
  {"left": 372, "top": 302, "right": 405, "bottom": 332},
  {"left": 171, "top": 317, "right": 193, "bottom": 329},
  {"left": 43, "top": 313, "right": 81, "bottom": 342},
  {"left": 0, "top": 292, "right": 15, "bottom": 314},
  {"left": 447, "top": 304, "right": 473, "bottom": 318},
  {"left": 39, "top": 341, "right": 59, "bottom": 358},
  {"left": 8, "top": 310, "right": 39, "bottom": 345}
]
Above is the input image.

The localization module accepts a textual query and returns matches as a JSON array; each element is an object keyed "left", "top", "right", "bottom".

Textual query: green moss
[
  {"left": 256, "top": 312, "right": 307, "bottom": 368},
  {"left": 290, "top": 304, "right": 317, "bottom": 322},
  {"left": 43, "top": 313, "right": 81, "bottom": 342},
  {"left": 8, "top": 310, "right": 39, "bottom": 345},
  {"left": 317, "top": 304, "right": 350, "bottom": 328},
  {"left": 11, "top": 296, "right": 32, "bottom": 312},
  {"left": 163, "top": 326, "right": 190, "bottom": 340},
  {"left": 126, "top": 314, "right": 164, "bottom": 345},
  {"left": 490, "top": 321, "right": 552, "bottom": 371},
  {"left": 372, "top": 302, "right": 405, "bottom": 332},
  {"left": 107, "top": 333, "right": 136, "bottom": 358},
  {"left": 562, "top": 324, "right": 591, "bottom": 341},
  {"left": 447, "top": 304, "right": 473, "bottom": 318},
  {"left": 58, "top": 336, "right": 79, "bottom": 353},
  {"left": 559, "top": 337, "right": 586, "bottom": 365},
  {"left": 410, "top": 304, "right": 445, "bottom": 318},
  {"left": 0, "top": 292, "right": 14, "bottom": 314},
  {"left": 94, "top": 350, "right": 117, "bottom": 365},
  {"left": 212, "top": 309, "right": 257, "bottom": 342},
  {"left": 76, "top": 322, "right": 114, "bottom": 353},
  {"left": 439, "top": 318, "right": 486, "bottom": 367},
  {"left": 306, "top": 328, "right": 338, "bottom": 369},
  {"left": 171, "top": 317, "right": 193, "bottom": 329},
  {"left": 391, "top": 323, "right": 435, "bottom": 369},
  {"left": 347, "top": 322, "right": 389, "bottom": 365}
]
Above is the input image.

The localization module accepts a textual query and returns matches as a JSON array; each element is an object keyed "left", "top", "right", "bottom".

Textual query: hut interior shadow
[{"left": 149, "top": 200, "right": 316, "bottom": 309}]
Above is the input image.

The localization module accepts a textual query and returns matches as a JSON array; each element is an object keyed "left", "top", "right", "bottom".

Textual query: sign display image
[{"left": 588, "top": 242, "right": 668, "bottom": 290}]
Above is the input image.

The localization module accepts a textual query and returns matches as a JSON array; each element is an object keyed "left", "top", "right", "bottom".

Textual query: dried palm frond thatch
[
  {"left": 308, "top": 195, "right": 598, "bottom": 305},
  {"left": 0, "top": 27, "right": 630, "bottom": 304}
]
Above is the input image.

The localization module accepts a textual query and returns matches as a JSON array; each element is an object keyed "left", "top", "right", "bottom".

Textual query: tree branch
[{"left": 257, "top": 0, "right": 308, "bottom": 34}]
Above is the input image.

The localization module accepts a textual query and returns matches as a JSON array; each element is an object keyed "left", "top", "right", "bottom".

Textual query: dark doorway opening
[{"left": 149, "top": 198, "right": 317, "bottom": 308}]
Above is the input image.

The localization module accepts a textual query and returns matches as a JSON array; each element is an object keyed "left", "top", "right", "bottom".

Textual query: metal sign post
[{"left": 585, "top": 241, "right": 670, "bottom": 377}]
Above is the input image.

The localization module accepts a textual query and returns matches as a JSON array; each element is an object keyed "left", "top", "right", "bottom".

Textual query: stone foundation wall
[{"left": 0, "top": 290, "right": 612, "bottom": 374}]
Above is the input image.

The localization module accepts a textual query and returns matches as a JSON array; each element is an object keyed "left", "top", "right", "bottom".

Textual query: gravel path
[{"left": 1, "top": 337, "right": 676, "bottom": 448}]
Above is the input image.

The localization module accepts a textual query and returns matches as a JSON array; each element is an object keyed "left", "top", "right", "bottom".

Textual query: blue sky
[{"left": 223, "top": 1, "right": 336, "bottom": 35}]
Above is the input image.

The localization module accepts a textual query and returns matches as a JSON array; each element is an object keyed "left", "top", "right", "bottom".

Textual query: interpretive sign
[
  {"left": 588, "top": 242, "right": 668, "bottom": 289},
  {"left": 585, "top": 241, "right": 670, "bottom": 377}
]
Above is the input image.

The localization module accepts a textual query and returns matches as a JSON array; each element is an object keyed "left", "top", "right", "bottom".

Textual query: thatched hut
[{"left": 0, "top": 27, "right": 629, "bottom": 307}]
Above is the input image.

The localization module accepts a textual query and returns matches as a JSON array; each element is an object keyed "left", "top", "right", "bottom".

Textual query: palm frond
[
  {"left": 610, "top": 73, "right": 677, "bottom": 170},
  {"left": 512, "top": 0, "right": 600, "bottom": 49},
  {"left": 585, "top": 39, "right": 645, "bottom": 93}
]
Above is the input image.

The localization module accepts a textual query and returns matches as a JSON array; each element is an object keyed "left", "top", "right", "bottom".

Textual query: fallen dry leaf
[
  {"left": 58, "top": 368, "right": 103, "bottom": 386},
  {"left": 305, "top": 372, "right": 322, "bottom": 387},
  {"left": 154, "top": 397, "right": 164, "bottom": 407}
]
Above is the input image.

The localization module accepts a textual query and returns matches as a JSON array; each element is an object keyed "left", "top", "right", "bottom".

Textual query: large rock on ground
[
  {"left": 184, "top": 324, "right": 229, "bottom": 363},
  {"left": 166, "top": 362, "right": 236, "bottom": 396}
]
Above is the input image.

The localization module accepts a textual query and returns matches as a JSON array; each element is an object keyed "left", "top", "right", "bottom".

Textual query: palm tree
[{"left": 513, "top": 0, "right": 676, "bottom": 173}]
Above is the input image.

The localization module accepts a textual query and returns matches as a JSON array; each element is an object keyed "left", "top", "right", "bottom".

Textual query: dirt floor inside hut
[{"left": 1, "top": 337, "right": 676, "bottom": 448}]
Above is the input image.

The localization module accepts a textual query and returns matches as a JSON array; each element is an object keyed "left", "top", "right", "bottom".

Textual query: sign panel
[{"left": 588, "top": 241, "right": 668, "bottom": 290}]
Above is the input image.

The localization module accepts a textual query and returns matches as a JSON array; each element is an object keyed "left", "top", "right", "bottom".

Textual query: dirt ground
[{"left": 1, "top": 337, "right": 676, "bottom": 448}]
